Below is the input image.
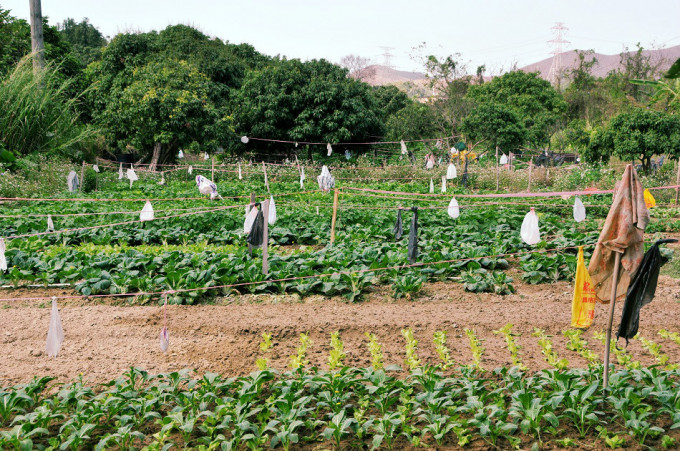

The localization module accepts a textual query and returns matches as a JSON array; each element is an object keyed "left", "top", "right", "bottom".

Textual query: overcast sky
[{"left": 3, "top": 0, "right": 680, "bottom": 74}]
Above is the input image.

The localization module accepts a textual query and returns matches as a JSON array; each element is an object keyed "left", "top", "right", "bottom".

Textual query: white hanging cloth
[
  {"left": 573, "top": 196, "right": 586, "bottom": 223},
  {"left": 400, "top": 140, "right": 407, "bottom": 155},
  {"left": 45, "top": 297, "right": 64, "bottom": 358},
  {"left": 520, "top": 208, "right": 541, "bottom": 245},
  {"left": 92, "top": 164, "right": 100, "bottom": 173},
  {"left": 429, "top": 178, "right": 434, "bottom": 193},
  {"left": 47, "top": 215, "right": 55, "bottom": 232},
  {"left": 441, "top": 176, "right": 447, "bottom": 193},
  {"left": 268, "top": 196, "right": 277, "bottom": 225},
  {"left": 67, "top": 171, "right": 79, "bottom": 192},
  {"left": 244, "top": 205, "right": 259, "bottom": 233},
  {"left": 0, "top": 237, "right": 6, "bottom": 271},
  {"left": 499, "top": 153, "right": 508, "bottom": 165},
  {"left": 126, "top": 168, "right": 138, "bottom": 188},
  {"left": 238, "top": 162, "right": 243, "bottom": 180},
  {"left": 188, "top": 165, "right": 193, "bottom": 175},
  {"left": 327, "top": 143, "right": 333, "bottom": 156},
  {"left": 140, "top": 201, "right": 154, "bottom": 221},
  {"left": 178, "top": 149, "right": 184, "bottom": 158},
  {"left": 447, "top": 197, "right": 460, "bottom": 219},
  {"left": 446, "top": 163, "right": 457, "bottom": 180},
  {"left": 118, "top": 163, "right": 124, "bottom": 180}
]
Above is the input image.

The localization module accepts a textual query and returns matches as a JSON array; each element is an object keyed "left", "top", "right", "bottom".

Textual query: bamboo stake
[
  {"left": 80, "top": 161, "right": 85, "bottom": 192},
  {"left": 247, "top": 192, "right": 255, "bottom": 257},
  {"left": 330, "top": 188, "right": 339, "bottom": 245},
  {"left": 211, "top": 157, "right": 215, "bottom": 181},
  {"left": 495, "top": 146, "right": 499, "bottom": 191},
  {"left": 262, "top": 198, "right": 269, "bottom": 275},
  {"left": 262, "top": 161, "right": 269, "bottom": 192},
  {"left": 527, "top": 161, "right": 533, "bottom": 193},
  {"left": 603, "top": 252, "right": 622, "bottom": 390},
  {"left": 675, "top": 160, "right": 679, "bottom": 205}
]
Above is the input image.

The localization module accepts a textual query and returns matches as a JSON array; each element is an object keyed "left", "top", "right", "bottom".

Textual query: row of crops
[{"left": 3, "top": 325, "right": 680, "bottom": 450}]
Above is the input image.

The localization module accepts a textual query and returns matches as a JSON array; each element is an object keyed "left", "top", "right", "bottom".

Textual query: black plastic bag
[
  {"left": 394, "top": 209, "right": 403, "bottom": 240},
  {"left": 408, "top": 207, "right": 418, "bottom": 264},
  {"left": 247, "top": 203, "right": 265, "bottom": 248},
  {"left": 617, "top": 239, "right": 677, "bottom": 344}
]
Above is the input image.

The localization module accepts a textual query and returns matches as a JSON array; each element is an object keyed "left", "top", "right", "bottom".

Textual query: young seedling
[
  {"left": 364, "top": 332, "right": 384, "bottom": 370},
  {"left": 659, "top": 329, "right": 680, "bottom": 347},
  {"left": 637, "top": 333, "right": 678, "bottom": 370},
  {"left": 532, "top": 328, "right": 568, "bottom": 370},
  {"left": 433, "top": 330, "right": 455, "bottom": 369},
  {"left": 256, "top": 332, "right": 273, "bottom": 370},
  {"left": 493, "top": 323, "right": 526, "bottom": 370},
  {"left": 328, "top": 331, "right": 346, "bottom": 370},
  {"left": 593, "top": 330, "right": 641, "bottom": 370},
  {"left": 563, "top": 329, "right": 599, "bottom": 366},
  {"left": 401, "top": 328, "right": 420, "bottom": 370},
  {"left": 289, "top": 332, "right": 312, "bottom": 370},
  {"left": 464, "top": 328, "right": 485, "bottom": 371}
]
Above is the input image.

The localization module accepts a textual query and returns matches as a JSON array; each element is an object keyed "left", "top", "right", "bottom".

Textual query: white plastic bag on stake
[
  {"left": 93, "top": 164, "right": 100, "bottom": 173},
  {"left": 441, "top": 176, "right": 447, "bottom": 193},
  {"left": 67, "top": 171, "right": 79, "bottom": 192},
  {"left": 45, "top": 297, "right": 64, "bottom": 358},
  {"left": 178, "top": 149, "right": 184, "bottom": 158},
  {"left": 238, "top": 162, "right": 242, "bottom": 180},
  {"left": 446, "top": 163, "right": 457, "bottom": 179},
  {"left": 299, "top": 166, "right": 305, "bottom": 188},
  {"left": 573, "top": 196, "right": 586, "bottom": 222},
  {"left": 429, "top": 178, "right": 434, "bottom": 193},
  {"left": 447, "top": 197, "right": 460, "bottom": 219},
  {"left": 317, "top": 165, "right": 334, "bottom": 191},
  {"left": 500, "top": 153, "right": 508, "bottom": 165},
  {"left": 118, "top": 163, "right": 124, "bottom": 180},
  {"left": 140, "top": 201, "right": 154, "bottom": 221},
  {"left": 47, "top": 215, "right": 54, "bottom": 232},
  {"left": 244, "top": 206, "right": 259, "bottom": 233},
  {"left": 327, "top": 143, "right": 333, "bottom": 156},
  {"left": 204, "top": 152, "right": 209, "bottom": 160},
  {"left": 400, "top": 140, "right": 407, "bottom": 155},
  {"left": 126, "top": 168, "right": 138, "bottom": 188},
  {"left": 0, "top": 237, "right": 6, "bottom": 271},
  {"left": 159, "top": 294, "right": 169, "bottom": 352},
  {"left": 520, "top": 208, "right": 541, "bottom": 245},
  {"left": 268, "top": 196, "right": 277, "bottom": 225},
  {"left": 188, "top": 165, "right": 193, "bottom": 175}
]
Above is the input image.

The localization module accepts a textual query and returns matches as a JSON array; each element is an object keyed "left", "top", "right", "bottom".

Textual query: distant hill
[
  {"left": 362, "top": 65, "right": 424, "bottom": 86},
  {"left": 520, "top": 44, "right": 680, "bottom": 80}
]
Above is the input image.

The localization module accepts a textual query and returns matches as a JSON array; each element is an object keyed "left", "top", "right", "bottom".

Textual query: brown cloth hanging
[{"left": 588, "top": 164, "right": 650, "bottom": 303}]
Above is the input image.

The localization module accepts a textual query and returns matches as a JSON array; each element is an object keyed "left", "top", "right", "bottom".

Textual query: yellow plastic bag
[
  {"left": 571, "top": 246, "right": 597, "bottom": 329},
  {"left": 644, "top": 189, "right": 656, "bottom": 209}
]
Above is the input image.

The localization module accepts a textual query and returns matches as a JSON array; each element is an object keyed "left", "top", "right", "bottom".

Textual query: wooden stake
[
  {"left": 675, "top": 160, "right": 680, "bottom": 205},
  {"left": 495, "top": 146, "right": 500, "bottom": 191},
  {"left": 29, "top": 0, "right": 45, "bottom": 72},
  {"left": 262, "top": 198, "right": 269, "bottom": 275},
  {"left": 211, "top": 157, "right": 215, "bottom": 181},
  {"left": 603, "top": 252, "right": 622, "bottom": 390},
  {"left": 247, "top": 193, "right": 255, "bottom": 257},
  {"left": 527, "top": 161, "right": 533, "bottom": 193},
  {"left": 262, "top": 161, "right": 269, "bottom": 192},
  {"left": 80, "top": 161, "right": 85, "bottom": 191},
  {"left": 330, "top": 188, "right": 339, "bottom": 245}
]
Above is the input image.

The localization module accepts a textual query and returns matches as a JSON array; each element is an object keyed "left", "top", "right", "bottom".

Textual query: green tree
[
  {"left": 57, "top": 17, "right": 107, "bottom": 67},
  {"left": 466, "top": 71, "right": 566, "bottom": 148},
  {"left": 459, "top": 103, "right": 527, "bottom": 153},
  {"left": 384, "top": 102, "right": 439, "bottom": 142}
]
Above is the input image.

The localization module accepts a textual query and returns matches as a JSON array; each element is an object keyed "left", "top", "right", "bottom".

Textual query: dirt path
[{"left": 1, "top": 271, "right": 679, "bottom": 386}]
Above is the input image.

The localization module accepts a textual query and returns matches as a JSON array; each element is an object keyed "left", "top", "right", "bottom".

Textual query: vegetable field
[{"left": 1, "top": 161, "right": 680, "bottom": 450}]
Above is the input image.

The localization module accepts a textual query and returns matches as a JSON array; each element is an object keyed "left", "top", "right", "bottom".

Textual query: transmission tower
[
  {"left": 547, "top": 22, "right": 570, "bottom": 88},
  {"left": 379, "top": 46, "right": 395, "bottom": 69}
]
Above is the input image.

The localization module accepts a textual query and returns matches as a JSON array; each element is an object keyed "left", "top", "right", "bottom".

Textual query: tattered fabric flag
[
  {"left": 67, "top": 171, "right": 79, "bottom": 192},
  {"left": 244, "top": 205, "right": 259, "bottom": 234},
  {"left": 238, "top": 162, "right": 243, "bottom": 180},
  {"left": 408, "top": 207, "right": 419, "bottom": 264},
  {"left": 241, "top": 136, "right": 249, "bottom": 144},
  {"left": 429, "top": 178, "right": 434, "bottom": 194},
  {"left": 644, "top": 189, "right": 656, "bottom": 209},
  {"left": 118, "top": 163, "right": 124, "bottom": 180},
  {"left": 246, "top": 204, "right": 265, "bottom": 248},
  {"left": 268, "top": 196, "right": 277, "bottom": 225},
  {"left": 92, "top": 164, "right": 100, "bottom": 173},
  {"left": 0, "top": 237, "right": 6, "bottom": 271},
  {"left": 520, "top": 207, "right": 541, "bottom": 245},
  {"left": 317, "top": 165, "right": 335, "bottom": 192},
  {"left": 400, "top": 140, "right": 407, "bottom": 155},
  {"left": 126, "top": 168, "right": 138, "bottom": 188},
  {"left": 160, "top": 294, "right": 169, "bottom": 353},
  {"left": 45, "top": 297, "right": 64, "bottom": 358},
  {"left": 47, "top": 215, "right": 55, "bottom": 232},
  {"left": 447, "top": 197, "right": 460, "bottom": 219},
  {"left": 188, "top": 165, "right": 193, "bottom": 175},
  {"left": 573, "top": 197, "right": 586, "bottom": 223},
  {"left": 345, "top": 149, "right": 351, "bottom": 160},
  {"left": 178, "top": 150, "right": 184, "bottom": 158},
  {"left": 441, "top": 176, "right": 447, "bottom": 193},
  {"left": 204, "top": 152, "right": 209, "bottom": 160},
  {"left": 446, "top": 163, "right": 457, "bottom": 180},
  {"left": 499, "top": 153, "right": 508, "bottom": 165},
  {"left": 263, "top": 162, "right": 269, "bottom": 191},
  {"left": 140, "top": 201, "right": 154, "bottom": 221},
  {"left": 393, "top": 209, "right": 403, "bottom": 240},
  {"left": 327, "top": 143, "right": 333, "bottom": 156}
]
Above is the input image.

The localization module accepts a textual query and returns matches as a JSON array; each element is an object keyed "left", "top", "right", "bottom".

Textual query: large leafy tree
[
  {"left": 232, "top": 58, "right": 383, "bottom": 158},
  {"left": 466, "top": 71, "right": 566, "bottom": 148},
  {"left": 57, "top": 18, "right": 107, "bottom": 67},
  {"left": 460, "top": 103, "right": 527, "bottom": 153},
  {"left": 585, "top": 108, "right": 680, "bottom": 171}
]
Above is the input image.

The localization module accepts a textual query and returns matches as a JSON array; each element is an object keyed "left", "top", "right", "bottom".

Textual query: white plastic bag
[
  {"left": 447, "top": 197, "right": 460, "bottom": 219},
  {"left": 268, "top": 196, "right": 277, "bottom": 225},
  {"left": 520, "top": 208, "right": 541, "bottom": 245},
  {"left": 345, "top": 149, "right": 351, "bottom": 160},
  {"left": 140, "top": 201, "right": 154, "bottom": 221},
  {"left": 429, "top": 178, "right": 434, "bottom": 193},
  {"left": 196, "top": 175, "right": 219, "bottom": 199},
  {"left": 441, "top": 176, "right": 447, "bottom": 193},
  {"left": 327, "top": 143, "right": 333, "bottom": 156},
  {"left": 45, "top": 297, "right": 64, "bottom": 358},
  {"left": 126, "top": 168, "right": 138, "bottom": 188},
  {"left": 204, "top": 152, "right": 209, "bottom": 160},
  {"left": 400, "top": 140, "right": 407, "bottom": 155},
  {"left": 426, "top": 157, "right": 434, "bottom": 170},
  {"left": 0, "top": 237, "right": 6, "bottom": 271},
  {"left": 188, "top": 165, "right": 193, "bottom": 175},
  {"left": 300, "top": 166, "right": 305, "bottom": 188},
  {"left": 160, "top": 326, "right": 169, "bottom": 352},
  {"left": 67, "top": 171, "right": 79, "bottom": 192},
  {"left": 159, "top": 173, "right": 166, "bottom": 185},
  {"left": 244, "top": 206, "right": 259, "bottom": 233},
  {"left": 92, "top": 164, "right": 100, "bottom": 173},
  {"left": 47, "top": 215, "right": 54, "bottom": 232},
  {"left": 118, "top": 163, "right": 123, "bottom": 180},
  {"left": 238, "top": 162, "right": 242, "bottom": 180},
  {"left": 499, "top": 153, "right": 508, "bottom": 165},
  {"left": 446, "top": 163, "right": 457, "bottom": 180},
  {"left": 573, "top": 196, "right": 586, "bottom": 223},
  {"left": 178, "top": 149, "right": 184, "bottom": 158},
  {"left": 241, "top": 136, "right": 249, "bottom": 144},
  {"left": 317, "top": 165, "right": 335, "bottom": 191}
]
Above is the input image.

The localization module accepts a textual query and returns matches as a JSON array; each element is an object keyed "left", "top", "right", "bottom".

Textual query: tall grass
[{"left": 0, "top": 56, "right": 97, "bottom": 160}]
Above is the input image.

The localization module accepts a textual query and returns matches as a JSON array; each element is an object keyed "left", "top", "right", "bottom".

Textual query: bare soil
[{"left": 1, "top": 267, "right": 680, "bottom": 386}]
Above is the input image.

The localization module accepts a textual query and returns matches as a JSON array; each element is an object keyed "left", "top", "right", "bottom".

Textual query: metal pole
[
  {"left": 330, "top": 188, "right": 339, "bottom": 245},
  {"left": 603, "top": 252, "right": 622, "bottom": 390}
]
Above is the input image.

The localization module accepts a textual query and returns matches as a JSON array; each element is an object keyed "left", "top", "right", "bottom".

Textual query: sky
[{"left": 3, "top": 0, "right": 680, "bottom": 74}]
